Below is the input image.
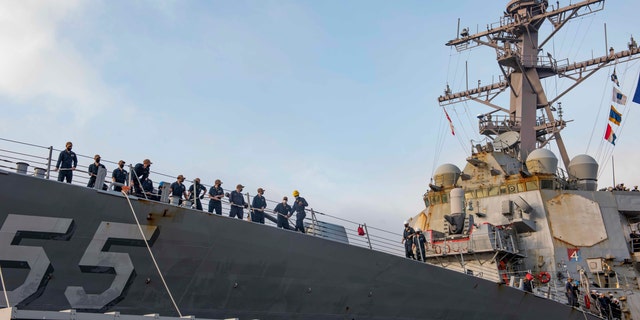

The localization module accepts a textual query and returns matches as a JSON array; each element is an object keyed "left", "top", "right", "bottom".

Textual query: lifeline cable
[
  {"left": 0, "top": 265, "right": 10, "bottom": 308},
  {"left": 129, "top": 165, "right": 149, "bottom": 200},
  {"left": 431, "top": 108, "right": 447, "bottom": 178},
  {"left": 452, "top": 106, "right": 472, "bottom": 156},
  {"left": 121, "top": 189, "right": 183, "bottom": 317},
  {"left": 585, "top": 65, "right": 612, "bottom": 156}
]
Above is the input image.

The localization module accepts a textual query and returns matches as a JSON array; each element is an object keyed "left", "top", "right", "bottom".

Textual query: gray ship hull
[{"left": 0, "top": 170, "right": 597, "bottom": 319}]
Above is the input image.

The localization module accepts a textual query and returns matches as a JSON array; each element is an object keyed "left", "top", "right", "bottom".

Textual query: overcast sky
[{"left": 1, "top": 0, "right": 639, "bottom": 233}]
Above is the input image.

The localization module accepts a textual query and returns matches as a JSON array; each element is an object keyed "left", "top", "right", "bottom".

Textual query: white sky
[{"left": 1, "top": 0, "right": 639, "bottom": 233}]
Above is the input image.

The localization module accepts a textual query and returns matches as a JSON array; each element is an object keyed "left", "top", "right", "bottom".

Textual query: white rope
[
  {"left": 121, "top": 190, "right": 182, "bottom": 317},
  {"left": 0, "top": 265, "right": 10, "bottom": 307},
  {"left": 129, "top": 165, "right": 148, "bottom": 200}
]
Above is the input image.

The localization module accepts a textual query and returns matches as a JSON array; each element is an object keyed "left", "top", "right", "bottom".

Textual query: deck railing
[{"left": 0, "top": 137, "right": 404, "bottom": 257}]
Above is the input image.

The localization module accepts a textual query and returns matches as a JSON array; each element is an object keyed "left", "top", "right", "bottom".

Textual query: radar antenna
[{"left": 438, "top": 0, "right": 640, "bottom": 169}]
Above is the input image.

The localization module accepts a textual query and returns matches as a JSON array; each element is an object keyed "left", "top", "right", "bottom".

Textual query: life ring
[
  {"left": 434, "top": 245, "right": 442, "bottom": 254},
  {"left": 451, "top": 243, "right": 460, "bottom": 252},
  {"left": 538, "top": 271, "right": 551, "bottom": 283},
  {"left": 444, "top": 244, "right": 451, "bottom": 254}
]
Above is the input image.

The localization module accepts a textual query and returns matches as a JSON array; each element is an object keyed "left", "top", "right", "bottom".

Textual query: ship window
[
  {"left": 477, "top": 189, "right": 488, "bottom": 198},
  {"left": 500, "top": 185, "right": 507, "bottom": 194},
  {"left": 441, "top": 194, "right": 448, "bottom": 203},
  {"left": 432, "top": 195, "right": 441, "bottom": 204},
  {"left": 517, "top": 183, "right": 525, "bottom": 192},
  {"left": 541, "top": 180, "right": 553, "bottom": 189},
  {"left": 526, "top": 181, "right": 539, "bottom": 191},
  {"left": 507, "top": 184, "right": 517, "bottom": 193},
  {"left": 424, "top": 198, "right": 430, "bottom": 207},
  {"left": 465, "top": 190, "right": 476, "bottom": 199},
  {"left": 489, "top": 186, "right": 500, "bottom": 196}
]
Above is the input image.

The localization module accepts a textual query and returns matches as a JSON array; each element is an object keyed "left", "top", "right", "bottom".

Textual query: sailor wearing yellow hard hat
[{"left": 291, "top": 190, "right": 308, "bottom": 233}]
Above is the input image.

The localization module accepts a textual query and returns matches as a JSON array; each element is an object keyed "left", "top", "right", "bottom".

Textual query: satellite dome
[
  {"left": 526, "top": 149, "right": 558, "bottom": 174},
  {"left": 568, "top": 154, "right": 598, "bottom": 180},
  {"left": 433, "top": 164, "right": 461, "bottom": 187},
  {"left": 568, "top": 154, "right": 598, "bottom": 191}
]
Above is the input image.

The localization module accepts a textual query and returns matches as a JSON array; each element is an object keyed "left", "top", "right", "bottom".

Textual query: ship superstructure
[{"left": 413, "top": 0, "right": 640, "bottom": 318}]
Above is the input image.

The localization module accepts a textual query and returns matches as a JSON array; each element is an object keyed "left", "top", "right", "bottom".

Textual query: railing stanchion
[
  {"left": 364, "top": 223, "right": 372, "bottom": 250},
  {"left": 246, "top": 192, "right": 252, "bottom": 222},
  {"left": 46, "top": 146, "right": 53, "bottom": 179},
  {"left": 0, "top": 138, "right": 410, "bottom": 257},
  {"left": 310, "top": 208, "right": 317, "bottom": 236}
]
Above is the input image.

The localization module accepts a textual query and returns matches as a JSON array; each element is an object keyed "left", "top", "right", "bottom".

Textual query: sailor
[
  {"left": 251, "top": 188, "right": 267, "bottom": 224},
  {"left": 615, "top": 183, "right": 627, "bottom": 191},
  {"left": 228, "top": 184, "right": 247, "bottom": 219},
  {"left": 207, "top": 179, "right": 224, "bottom": 215},
  {"left": 112, "top": 160, "right": 128, "bottom": 192},
  {"left": 132, "top": 159, "right": 152, "bottom": 196},
  {"left": 597, "top": 293, "right": 611, "bottom": 318},
  {"left": 522, "top": 273, "right": 534, "bottom": 293},
  {"left": 169, "top": 175, "right": 188, "bottom": 206},
  {"left": 54, "top": 141, "right": 78, "bottom": 183},
  {"left": 611, "top": 298, "right": 622, "bottom": 319},
  {"left": 143, "top": 179, "right": 159, "bottom": 200},
  {"left": 413, "top": 228, "right": 427, "bottom": 262},
  {"left": 87, "top": 154, "right": 106, "bottom": 189},
  {"left": 273, "top": 196, "right": 292, "bottom": 229},
  {"left": 565, "top": 277, "right": 579, "bottom": 307},
  {"left": 589, "top": 289, "right": 598, "bottom": 301},
  {"left": 291, "top": 190, "right": 308, "bottom": 233},
  {"left": 402, "top": 221, "right": 416, "bottom": 259},
  {"left": 187, "top": 178, "right": 207, "bottom": 210}
]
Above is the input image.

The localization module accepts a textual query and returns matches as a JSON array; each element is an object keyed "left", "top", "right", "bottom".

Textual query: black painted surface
[{"left": 0, "top": 170, "right": 599, "bottom": 319}]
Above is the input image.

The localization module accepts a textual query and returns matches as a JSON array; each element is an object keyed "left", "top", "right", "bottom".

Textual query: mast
[
  {"left": 612, "top": 154, "right": 616, "bottom": 187},
  {"left": 438, "top": 0, "right": 640, "bottom": 170}
]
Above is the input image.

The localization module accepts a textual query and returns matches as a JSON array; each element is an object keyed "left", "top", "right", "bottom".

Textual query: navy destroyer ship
[{"left": 1, "top": 0, "right": 639, "bottom": 319}]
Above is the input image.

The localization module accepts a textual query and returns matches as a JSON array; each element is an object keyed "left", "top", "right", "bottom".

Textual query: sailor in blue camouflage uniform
[
  {"left": 291, "top": 190, "right": 308, "bottom": 233},
  {"left": 55, "top": 141, "right": 77, "bottom": 183},
  {"left": 229, "top": 184, "right": 247, "bottom": 219},
  {"left": 187, "top": 178, "right": 207, "bottom": 210},
  {"left": 251, "top": 188, "right": 267, "bottom": 224},
  {"left": 111, "top": 160, "right": 128, "bottom": 192},
  {"left": 273, "top": 196, "right": 292, "bottom": 229},
  {"left": 207, "top": 179, "right": 224, "bottom": 215},
  {"left": 87, "top": 154, "right": 106, "bottom": 189}
]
